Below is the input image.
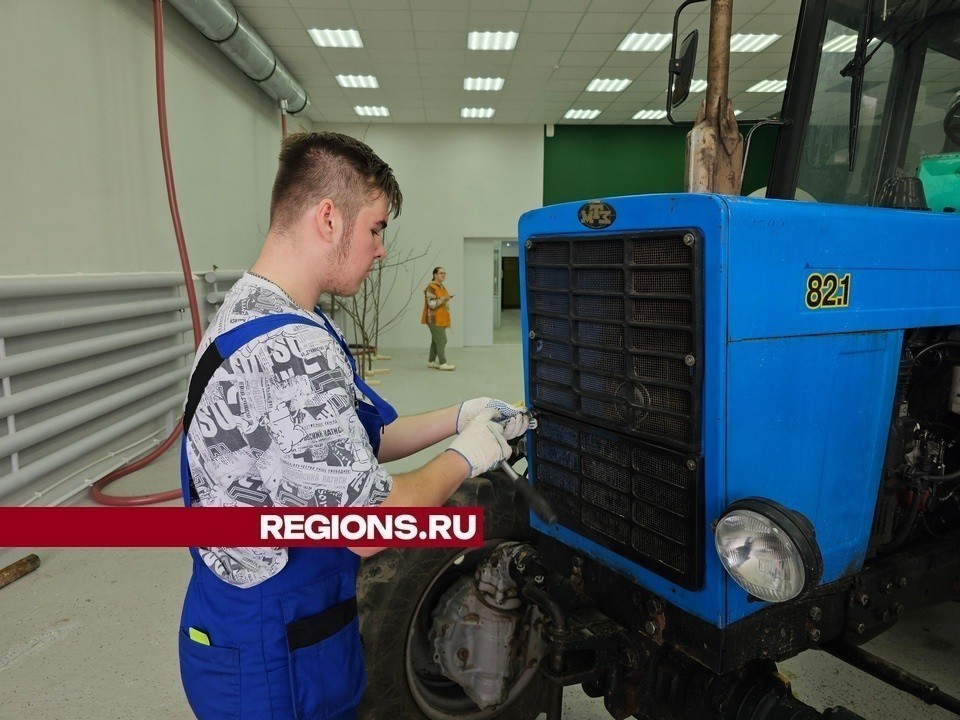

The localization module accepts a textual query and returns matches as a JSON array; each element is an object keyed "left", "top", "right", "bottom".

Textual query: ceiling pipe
[{"left": 166, "top": 0, "right": 310, "bottom": 115}]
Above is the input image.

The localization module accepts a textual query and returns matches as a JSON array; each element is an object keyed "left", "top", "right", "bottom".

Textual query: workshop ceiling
[{"left": 233, "top": 0, "right": 801, "bottom": 125}]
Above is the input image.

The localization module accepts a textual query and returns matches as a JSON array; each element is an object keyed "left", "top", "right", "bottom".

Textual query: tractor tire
[{"left": 357, "top": 471, "right": 548, "bottom": 720}]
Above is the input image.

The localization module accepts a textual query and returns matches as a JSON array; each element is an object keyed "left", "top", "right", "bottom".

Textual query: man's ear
[{"left": 311, "top": 198, "right": 341, "bottom": 245}]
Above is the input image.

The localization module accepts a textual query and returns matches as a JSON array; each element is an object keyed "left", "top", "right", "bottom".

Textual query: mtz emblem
[{"left": 578, "top": 201, "right": 616, "bottom": 229}]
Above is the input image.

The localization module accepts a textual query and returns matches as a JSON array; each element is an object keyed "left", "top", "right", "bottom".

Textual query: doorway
[
  {"left": 496, "top": 241, "right": 521, "bottom": 345},
  {"left": 463, "top": 237, "right": 517, "bottom": 346}
]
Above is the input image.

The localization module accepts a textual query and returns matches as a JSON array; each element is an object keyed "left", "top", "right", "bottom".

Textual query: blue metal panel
[
  {"left": 718, "top": 196, "right": 959, "bottom": 622},
  {"left": 723, "top": 331, "right": 902, "bottom": 622},
  {"left": 722, "top": 197, "right": 960, "bottom": 340},
  {"left": 518, "top": 193, "right": 960, "bottom": 628}
]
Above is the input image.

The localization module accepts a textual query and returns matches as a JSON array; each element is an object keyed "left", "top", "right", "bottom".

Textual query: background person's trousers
[{"left": 428, "top": 323, "right": 447, "bottom": 364}]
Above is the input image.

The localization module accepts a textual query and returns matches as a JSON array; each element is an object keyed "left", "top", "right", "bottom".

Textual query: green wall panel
[{"left": 543, "top": 124, "right": 778, "bottom": 206}]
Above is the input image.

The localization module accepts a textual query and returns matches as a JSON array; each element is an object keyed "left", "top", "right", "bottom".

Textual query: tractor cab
[{"left": 768, "top": 0, "right": 960, "bottom": 211}]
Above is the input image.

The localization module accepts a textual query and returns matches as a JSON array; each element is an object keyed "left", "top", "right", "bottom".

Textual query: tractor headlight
[{"left": 714, "top": 498, "right": 822, "bottom": 603}]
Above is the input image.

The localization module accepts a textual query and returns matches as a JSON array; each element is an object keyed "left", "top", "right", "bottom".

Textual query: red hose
[
  {"left": 91, "top": 0, "right": 203, "bottom": 505},
  {"left": 153, "top": 0, "right": 203, "bottom": 350},
  {"left": 90, "top": 420, "right": 184, "bottom": 505}
]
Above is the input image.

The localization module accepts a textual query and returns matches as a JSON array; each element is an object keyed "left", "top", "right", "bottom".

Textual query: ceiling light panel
[
  {"left": 464, "top": 77, "right": 505, "bottom": 91},
  {"left": 746, "top": 79, "right": 788, "bottom": 92},
  {"left": 461, "top": 107, "right": 495, "bottom": 118},
  {"left": 564, "top": 109, "right": 601, "bottom": 120},
  {"left": 586, "top": 78, "right": 632, "bottom": 92},
  {"left": 468, "top": 31, "right": 519, "bottom": 51},
  {"left": 308, "top": 28, "right": 363, "bottom": 48},
  {"left": 633, "top": 109, "right": 667, "bottom": 120},
  {"left": 729, "top": 34, "right": 781, "bottom": 52},
  {"left": 354, "top": 106, "right": 390, "bottom": 117},
  {"left": 690, "top": 79, "right": 708, "bottom": 92},
  {"left": 617, "top": 33, "right": 672, "bottom": 52},
  {"left": 337, "top": 75, "right": 379, "bottom": 89}
]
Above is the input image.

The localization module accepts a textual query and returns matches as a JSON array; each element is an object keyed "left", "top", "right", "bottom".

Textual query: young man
[{"left": 178, "top": 132, "right": 532, "bottom": 720}]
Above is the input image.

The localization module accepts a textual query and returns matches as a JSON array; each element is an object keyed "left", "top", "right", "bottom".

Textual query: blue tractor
[{"left": 358, "top": 1, "right": 960, "bottom": 718}]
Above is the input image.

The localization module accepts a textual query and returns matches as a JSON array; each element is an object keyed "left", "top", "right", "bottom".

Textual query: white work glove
[
  {"left": 446, "top": 409, "right": 511, "bottom": 477},
  {"left": 456, "top": 397, "right": 537, "bottom": 440}
]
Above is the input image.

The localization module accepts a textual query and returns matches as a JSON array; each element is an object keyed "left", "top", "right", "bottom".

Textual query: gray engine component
[{"left": 429, "top": 543, "right": 544, "bottom": 709}]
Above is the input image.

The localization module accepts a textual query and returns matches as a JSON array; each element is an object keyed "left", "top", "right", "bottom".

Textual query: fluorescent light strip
[
  {"left": 746, "top": 79, "right": 787, "bottom": 93},
  {"left": 633, "top": 109, "right": 667, "bottom": 120},
  {"left": 354, "top": 106, "right": 389, "bottom": 117},
  {"left": 734, "top": 110, "right": 743, "bottom": 116},
  {"left": 823, "top": 35, "right": 878, "bottom": 52},
  {"left": 823, "top": 35, "right": 858, "bottom": 53},
  {"left": 336, "top": 75, "right": 379, "bottom": 89},
  {"left": 586, "top": 78, "right": 632, "bottom": 92},
  {"left": 617, "top": 33, "right": 672, "bottom": 52},
  {"left": 564, "top": 109, "right": 601, "bottom": 120},
  {"left": 308, "top": 28, "right": 363, "bottom": 48},
  {"left": 468, "top": 31, "right": 518, "bottom": 51},
  {"left": 689, "top": 79, "right": 708, "bottom": 92},
  {"left": 461, "top": 107, "right": 495, "bottom": 118},
  {"left": 729, "top": 33, "right": 781, "bottom": 52},
  {"left": 464, "top": 77, "right": 505, "bottom": 91}
]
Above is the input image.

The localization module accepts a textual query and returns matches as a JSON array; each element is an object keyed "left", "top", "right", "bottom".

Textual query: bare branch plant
[{"left": 329, "top": 231, "right": 434, "bottom": 378}]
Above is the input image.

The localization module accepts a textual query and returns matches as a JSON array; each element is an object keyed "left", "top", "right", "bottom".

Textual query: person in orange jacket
[{"left": 421, "top": 267, "right": 455, "bottom": 370}]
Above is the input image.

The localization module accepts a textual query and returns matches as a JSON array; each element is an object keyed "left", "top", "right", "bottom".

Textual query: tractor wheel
[{"left": 357, "top": 472, "right": 548, "bottom": 720}]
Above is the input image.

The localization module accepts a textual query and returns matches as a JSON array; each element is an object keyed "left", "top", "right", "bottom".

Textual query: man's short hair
[{"left": 269, "top": 132, "right": 402, "bottom": 234}]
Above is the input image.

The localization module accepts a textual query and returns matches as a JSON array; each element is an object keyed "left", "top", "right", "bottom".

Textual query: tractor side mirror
[{"left": 670, "top": 30, "right": 699, "bottom": 108}]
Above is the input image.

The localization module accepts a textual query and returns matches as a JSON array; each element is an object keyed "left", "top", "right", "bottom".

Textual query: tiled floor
[{"left": 0, "top": 345, "right": 957, "bottom": 719}]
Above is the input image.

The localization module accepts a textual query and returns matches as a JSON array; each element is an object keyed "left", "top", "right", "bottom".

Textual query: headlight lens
[{"left": 715, "top": 509, "right": 807, "bottom": 603}]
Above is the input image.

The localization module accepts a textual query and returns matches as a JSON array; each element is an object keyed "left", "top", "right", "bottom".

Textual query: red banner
[{"left": 0, "top": 507, "right": 484, "bottom": 548}]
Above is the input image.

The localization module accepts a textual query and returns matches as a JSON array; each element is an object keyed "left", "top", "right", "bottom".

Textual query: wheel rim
[{"left": 404, "top": 539, "right": 542, "bottom": 720}]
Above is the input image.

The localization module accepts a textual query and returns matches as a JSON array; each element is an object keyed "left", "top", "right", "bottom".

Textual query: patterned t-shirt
[{"left": 185, "top": 274, "right": 393, "bottom": 588}]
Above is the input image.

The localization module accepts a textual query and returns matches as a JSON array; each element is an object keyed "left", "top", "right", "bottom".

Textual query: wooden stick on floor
[{"left": 0, "top": 554, "right": 41, "bottom": 591}]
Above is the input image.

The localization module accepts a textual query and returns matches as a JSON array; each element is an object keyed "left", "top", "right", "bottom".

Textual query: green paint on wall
[{"left": 543, "top": 124, "right": 779, "bottom": 206}]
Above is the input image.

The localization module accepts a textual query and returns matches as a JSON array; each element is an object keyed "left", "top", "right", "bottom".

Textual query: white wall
[
  {"left": 463, "top": 239, "right": 495, "bottom": 346},
  {"left": 0, "top": 0, "right": 293, "bottom": 275},
  {"left": 0, "top": 3, "right": 544, "bottom": 342},
  {"left": 0, "top": 0, "right": 302, "bottom": 504},
  {"left": 310, "top": 123, "right": 543, "bottom": 349}
]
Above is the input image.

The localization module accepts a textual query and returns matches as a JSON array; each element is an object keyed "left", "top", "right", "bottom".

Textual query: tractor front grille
[
  {"left": 525, "top": 231, "right": 705, "bottom": 589},
  {"left": 533, "top": 412, "right": 703, "bottom": 589},
  {"left": 526, "top": 233, "right": 703, "bottom": 451}
]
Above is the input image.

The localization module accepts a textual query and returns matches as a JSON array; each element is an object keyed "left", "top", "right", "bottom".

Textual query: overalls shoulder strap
[
  {"left": 181, "top": 311, "right": 397, "bottom": 505},
  {"left": 309, "top": 312, "right": 399, "bottom": 429},
  {"left": 183, "top": 313, "right": 316, "bottom": 434}
]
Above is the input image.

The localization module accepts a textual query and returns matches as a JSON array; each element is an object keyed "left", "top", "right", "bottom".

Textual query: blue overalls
[{"left": 178, "top": 311, "right": 398, "bottom": 720}]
